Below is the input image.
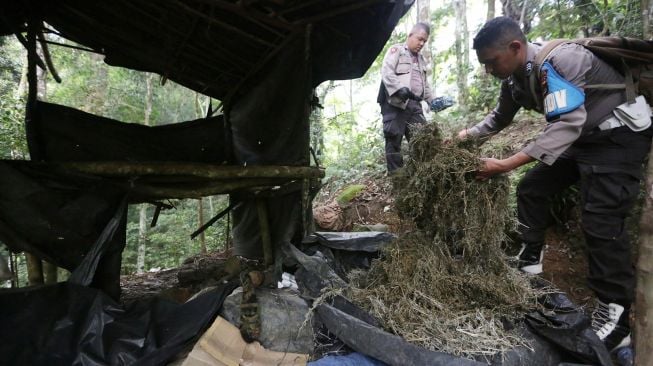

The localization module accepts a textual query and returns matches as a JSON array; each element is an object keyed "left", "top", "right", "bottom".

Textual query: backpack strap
[
  {"left": 530, "top": 38, "right": 639, "bottom": 105},
  {"left": 529, "top": 39, "right": 568, "bottom": 112},
  {"left": 582, "top": 58, "right": 637, "bottom": 103}
]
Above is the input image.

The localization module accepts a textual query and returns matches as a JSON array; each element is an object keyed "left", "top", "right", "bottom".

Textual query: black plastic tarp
[
  {"left": 0, "top": 161, "right": 126, "bottom": 271},
  {"left": 0, "top": 281, "right": 237, "bottom": 366},
  {"left": 305, "top": 231, "right": 396, "bottom": 252},
  {"left": 289, "top": 234, "right": 589, "bottom": 366},
  {"left": 31, "top": 101, "right": 228, "bottom": 163}
]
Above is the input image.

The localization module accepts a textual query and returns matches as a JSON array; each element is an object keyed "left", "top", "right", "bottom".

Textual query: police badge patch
[{"left": 525, "top": 61, "right": 533, "bottom": 76}]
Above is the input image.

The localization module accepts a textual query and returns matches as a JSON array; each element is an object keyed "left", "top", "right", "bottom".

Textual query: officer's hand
[
  {"left": 475, "top": 158, "right": 505, "bottom": 181},
  {"left": 430, "top": 96, "right": 455, "bottom": 112},
  {"left": 457, "top": 128, "right": 469, "bottom": 140},
  {"left": 393, "top": 87, "right": 415, "bottom": 102}
]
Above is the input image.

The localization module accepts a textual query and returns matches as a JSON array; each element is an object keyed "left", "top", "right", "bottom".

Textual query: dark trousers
[
  {"left": 381, "top": 100, "right": 426, "bottom": 172},
  {"left": 517, "top": 126, "right": 652, "bottom": 304}
]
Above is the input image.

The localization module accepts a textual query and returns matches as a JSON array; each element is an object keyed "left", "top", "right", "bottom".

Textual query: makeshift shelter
[
  {"left": 0, "top": 1, "right": 416, "bottom": 364},
  {"left": 0, "top": 0, "right": 412, "bottom": 294}
]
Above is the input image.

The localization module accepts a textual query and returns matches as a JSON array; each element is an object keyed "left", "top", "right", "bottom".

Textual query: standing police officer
[
  {"left": 458, "top": 16, "right": 652, "bottom": 352},
  {"left": 378, "top": 23, "right": 452, "bottom": 173}
]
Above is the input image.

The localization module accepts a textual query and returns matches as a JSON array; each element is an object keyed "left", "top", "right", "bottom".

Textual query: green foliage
[
  {"left": 337, "top": 184, "right": 366, "bottom": 205},
  {"left": 466, "top": 71, "right": 501, "bottom": 114},
  {"left": 322, "top": 110, "right": 385, "bottom": 181},
  {"left": 529, "top": 0, "right": 643, "bottom": 39},
  {"left": 0, "top": 97, "right": 28, "bottom": 159},
  {"left": 123, "top": 197, "right": 229, "bottom": 274}
]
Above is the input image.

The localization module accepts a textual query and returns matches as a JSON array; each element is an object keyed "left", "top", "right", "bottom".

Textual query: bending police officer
[{"left": 458, "top": 16, "right": 652, "bottom": 352}]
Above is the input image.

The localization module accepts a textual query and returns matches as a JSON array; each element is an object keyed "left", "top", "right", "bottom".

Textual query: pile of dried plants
[{"left": 348, "top": 122, "right": 541, "bottom": 358}]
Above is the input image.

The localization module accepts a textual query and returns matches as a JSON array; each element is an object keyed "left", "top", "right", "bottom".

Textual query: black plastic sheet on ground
[
  {"left": 0, "top": 281, "right": 237, "bottom": 366},
  {"left": 525, "top": 310, "right": 613, "bottom": 366},
  {"left": 305, "top": 232, "right": 396, "bottom": 252},
  {"left": 291, "top": 233, "right": 574, "bottom": 366}
]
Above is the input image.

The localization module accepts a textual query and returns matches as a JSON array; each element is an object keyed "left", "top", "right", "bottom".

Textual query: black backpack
[{"left": 529, "top": 37, "right": 653, "bottom": 108}]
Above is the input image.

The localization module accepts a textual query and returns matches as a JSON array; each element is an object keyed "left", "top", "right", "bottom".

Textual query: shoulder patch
[{"left": 541, "top": 62, "right": 585, "bottom": 121}]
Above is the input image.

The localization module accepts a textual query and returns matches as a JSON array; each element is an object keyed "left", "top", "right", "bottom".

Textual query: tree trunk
[
  {"left": 487, "top": 0, "right": 496, "bottom": 20},
  {"left": 500, "top": 0, "right": 531, "bottom": 33},
  {"left": 43, "top": 261, "right": 58, "bottom": 284},
  {"left": 10, "top": 253, "right": 18, "bottom": 288},
  {"left": 136, "top": 74, "right": 154, "bottom": 274},
  {"left": 144, "top": 74, "right": 153, "bottom": 127},
  {"left": 417, "top": 0, "right": 435, "bottom": 91},
  {"left": 87, "top": 53, "right": 108, "bottom": 114},
  {"left": 198, "top": 198, "right": 207, "bottom": 254},
  {"left": 209, "top": 196, "right": 215, "bottom": 217},
  {"left": 418, "top": 0, "right": 432, "bottom": 63},
  {"left": 26, "top": 253, "right": 44, "bottom": 286},
  {"left": 311, "top": 80, "right": 334, "bottom": 163},
  {"left": 635, "top": 143, "right": 653, "bottom": 365},
  {"left": 454, "top": 0, "right": 469, "bottom": 107},
  {"left": 15, "top": 62, "right": 28, "bottom": 100},
  {"left": 137, "top": 204, "right": 147, "bottom": 274},
  {"left": 555, "top": 0, "right": 566, "bottom": 37},
  {"left": 36, "top": 44, "right": 47, "bottom": 100},
  {"left": 644, "top": 0, "right": 652, "bottom": 39}
]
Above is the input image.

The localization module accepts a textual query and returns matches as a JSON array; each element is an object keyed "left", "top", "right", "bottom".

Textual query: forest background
[{"left": 1, "top": 0, "right": 651, "bottom": 286}]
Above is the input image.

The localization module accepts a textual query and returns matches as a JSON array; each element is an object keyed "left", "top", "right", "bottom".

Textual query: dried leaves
[{"left": 348, "top": 123, "right": 540, "bottom": 357}]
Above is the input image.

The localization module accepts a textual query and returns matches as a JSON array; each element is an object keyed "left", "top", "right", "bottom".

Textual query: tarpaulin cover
[
  {"left": 228, "top": 37, "right": 310, "bottom": 258},
  {"left": 31, "top": 101, "right": 228, "bottom": 163},
  {"left": 290, "top": 234, "right": 568, "bottom": 366},
  {"left": 525, "top": 310, "right": 613, "bottom": 366},
  {"left": 0, "top": 281, "right": 237, "bottom": 366},
  {"left": 0, "top": 1, "right": 414, "bottom": 101},
  {"left": 309, "top": 352, "right": 387, "bottom": 366},
  {"left": 316, "top": 304, "right": 485, "bottom": 366},
  {"left": 305, "top": 231, "right": 396, "bottom": 252},
  {"left": 0, "top": 161, "right": 126, "bottom": 271}
]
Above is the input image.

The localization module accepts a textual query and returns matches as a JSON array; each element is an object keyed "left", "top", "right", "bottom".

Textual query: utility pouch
[{"left": 613, "top": 95, "right": 652, "bottom": 132}]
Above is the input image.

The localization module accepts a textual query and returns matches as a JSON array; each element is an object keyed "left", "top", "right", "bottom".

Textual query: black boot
[
  {"left": 516, "top": 242, "right": 544, "bottom": 274},
  {"left": 591, "top": 300, "right": 631, "bottom": 351}
]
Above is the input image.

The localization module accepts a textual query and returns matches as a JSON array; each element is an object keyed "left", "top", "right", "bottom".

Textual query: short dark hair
[
  {"left": 472, "top": 16, "right": 526, "bottom": 50},
  {"left": 411, "top": 22, "right": 430, "bottom": 36}
]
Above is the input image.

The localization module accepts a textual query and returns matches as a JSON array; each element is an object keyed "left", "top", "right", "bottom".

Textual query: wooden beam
[
  {"left": 294, "top": 0, "right": 384, "bottom": 25},
  {"left": 173, "top": 0, "right": 276, "bottom": 48},
  {"left": 48, "top": 162, "right": 324, "bottom": 180},
  {"left": 123, "top": 178, "right": 289, "bottom": 200},
  {"left": 194, "top": 0, "right": 295, "bottom": 33}
]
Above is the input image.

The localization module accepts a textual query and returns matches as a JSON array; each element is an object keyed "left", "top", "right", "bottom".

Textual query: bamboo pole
[
  {"left": 48, "top": 162, "right": 324, "bottom": 179},
  {"left": 635, "top": 144, "right": 653, "bottom": 366},
  {"left": 124, "top": 178, "right": 288, "bottom": 200}
]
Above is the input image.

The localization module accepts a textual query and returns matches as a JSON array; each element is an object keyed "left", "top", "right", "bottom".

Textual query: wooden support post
[
  {"left": 256, "top": 198, "right": 273, "bottom": 266},
  {"left": 635, "top": 143, "right": 653, "bottom": 365},
  {"left": 25, "top": 19, "right": 42, "bottom": 161}
]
